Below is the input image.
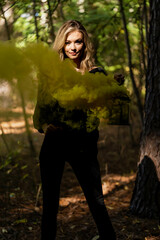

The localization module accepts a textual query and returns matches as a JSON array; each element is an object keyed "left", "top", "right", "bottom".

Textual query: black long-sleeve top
[{"left": 33, "top": 67, "right": 107, "bottom": 133}]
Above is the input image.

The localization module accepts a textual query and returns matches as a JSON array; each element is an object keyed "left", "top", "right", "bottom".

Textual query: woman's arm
[
  {"left": 33, "top": 79, "right": 61, "bottom": 133},
  {"left": 89, "top": 67, "right": 125, "bottom": 85}
]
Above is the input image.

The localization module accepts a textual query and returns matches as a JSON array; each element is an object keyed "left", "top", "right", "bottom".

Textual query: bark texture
[
  {"left": 144, "top": 0, "right": 160, "bottom": 136},
  {"left": 47, "top": 0, "right": 55, "bottom": 42},
  {"left": 130, "top": 0, "right": 160, "bottom": 218},
  {"left": 130, "top": 155, "right": 160, "bottom": 218}
]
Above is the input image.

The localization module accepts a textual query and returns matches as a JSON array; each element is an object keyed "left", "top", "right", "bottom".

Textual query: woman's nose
[{"left": 70, "top": 42, "right": 76, "bottom": 50}]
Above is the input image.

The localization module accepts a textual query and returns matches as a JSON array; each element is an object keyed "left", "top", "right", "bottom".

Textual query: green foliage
[
  {"left": 0, "top": 0, "right": 148, "bottom": 118},
  {"left": 0, "top": 0, "right": 149, "bottom": 80},
  {"left": 0, "top": 148, "right": 21, "bottom": 171}
]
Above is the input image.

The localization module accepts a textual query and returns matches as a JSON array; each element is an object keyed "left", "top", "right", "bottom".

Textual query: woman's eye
[
  {"left": 65, "top": 42, "right": 70, "bottom": 45},
  {"left": 76, "top": 40, "right": 82, "bottom": 44}
]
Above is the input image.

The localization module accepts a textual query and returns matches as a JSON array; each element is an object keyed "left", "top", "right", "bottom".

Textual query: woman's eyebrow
[{"left": 66, "top": 38, "right": 83, "bottom": 42}]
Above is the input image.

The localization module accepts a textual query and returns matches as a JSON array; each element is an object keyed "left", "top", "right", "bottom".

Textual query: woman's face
[{"left": 64, "top": 30, "right": 84, "bottom": 65}]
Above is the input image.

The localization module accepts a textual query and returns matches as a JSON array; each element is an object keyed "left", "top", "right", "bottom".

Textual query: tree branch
[
  {"left": 3, "top": 1, "right": 17, "bottom": 14},
  {"left": 118, "top": 0, "right": 144, "bottom": 124},
  {"left": 51, "top": 0, "right": 60, "bottom": 14}
]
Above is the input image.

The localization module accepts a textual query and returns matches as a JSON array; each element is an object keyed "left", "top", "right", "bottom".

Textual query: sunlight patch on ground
[
  {"left": 52, "top": 173, "right": 136, "bottom": 211},
  {"left": 0, "top": 107, "right": 37, "bottom": 134},
  {"left": 0, "top": 107, "right": 35, "bottom": 134},
  {"left": 59, "top": 196, "right": 86, "bottom": 207},
  {"left": 0, "top": 120, "right": 36, "bottom": 134},
  {"left": 102, "top": 173, "right": 135, "bottom": 195}
]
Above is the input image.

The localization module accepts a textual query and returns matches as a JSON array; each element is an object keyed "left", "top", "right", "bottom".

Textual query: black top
[
  {"left": 89, "top": 67, "right": 107, "bottom": 75},
  {"left": 33, "top": 67, "right": 106, "bottom": 133}
]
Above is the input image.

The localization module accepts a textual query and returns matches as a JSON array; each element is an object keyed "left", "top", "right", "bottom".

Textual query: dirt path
[{"left": 0, "top": 121, "right": 159, "bottom": 240}]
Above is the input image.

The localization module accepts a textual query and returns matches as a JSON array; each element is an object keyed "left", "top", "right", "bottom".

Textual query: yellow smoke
[{"left": 0, "top": 41, "right": 130, "bottom": 124}]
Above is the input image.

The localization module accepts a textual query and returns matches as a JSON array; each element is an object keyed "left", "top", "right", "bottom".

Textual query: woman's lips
[{"left": 69, "top": 52, "right": 78, "bottom": 56}]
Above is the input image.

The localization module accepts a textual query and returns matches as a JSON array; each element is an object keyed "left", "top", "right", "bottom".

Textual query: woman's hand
[
  {"left": 42, "top": 123, "right": 49, "bottom": 134},
  {"left": 114, "top": 73, "right": 125, "bottom": 85},
  {"left": 42, "top": 123, "right": 63, "bottom": 134}
]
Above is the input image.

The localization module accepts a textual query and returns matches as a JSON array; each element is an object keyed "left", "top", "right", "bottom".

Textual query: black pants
[{"left": 39, "top": 128, "right": 116, "bottom": 240}]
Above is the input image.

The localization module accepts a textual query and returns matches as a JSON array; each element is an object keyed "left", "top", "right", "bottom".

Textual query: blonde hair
[{"left": 53, "top": 20, "right": 95, "bottom": 73}]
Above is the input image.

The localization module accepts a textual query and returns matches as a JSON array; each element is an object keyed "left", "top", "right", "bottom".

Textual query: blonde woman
[{"left": 33, "top": 20, "right": 116, "bottom": 240}]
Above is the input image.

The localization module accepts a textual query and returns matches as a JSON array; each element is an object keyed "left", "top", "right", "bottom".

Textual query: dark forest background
[{"left": 0, "top": 1, "right": 160, "bottom": 240}]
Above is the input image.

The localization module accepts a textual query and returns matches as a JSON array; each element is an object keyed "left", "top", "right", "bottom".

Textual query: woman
[{"left": 33, "top": 20, "right": 116, "bottom": 240}]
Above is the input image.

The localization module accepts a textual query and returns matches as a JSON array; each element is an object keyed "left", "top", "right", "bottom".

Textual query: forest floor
[{"left": 0, "top": 108, "right": 160, "bottom": 240}]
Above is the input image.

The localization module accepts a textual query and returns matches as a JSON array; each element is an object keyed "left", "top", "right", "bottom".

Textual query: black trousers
[{"left": 39, "top": 128, "right": 116, "bottom": 240}]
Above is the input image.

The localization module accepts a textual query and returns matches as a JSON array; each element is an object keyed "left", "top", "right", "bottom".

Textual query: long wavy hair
[{"left": 53, "top": 20, "right": 95, "bottom": 73}]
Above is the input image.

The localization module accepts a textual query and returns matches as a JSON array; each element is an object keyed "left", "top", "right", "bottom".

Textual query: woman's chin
[{"left": 69, "top": 55, "right": 78, "bottom": 60}]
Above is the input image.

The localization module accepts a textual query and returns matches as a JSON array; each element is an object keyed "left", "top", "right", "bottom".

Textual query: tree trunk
[
  {"left": 0, "top": 2, "right": 11, "bottom": 40},
  {"left": 18, "top": 82, "right": 36, "bottom": 157},
  {"left": 59, "top": 2, "right": 65, "bottom": 21},
  {"left": 47, "top": 0, "right": 55, "bottom": 42},
  {"left": 118, "top": 0, "right": 144, "bottom": 124},
  {"left": 0, "top": 124, "right": 10, "bottom": 153},
  {"left": 130, "top": 0, "right": 160, "bottom": 220},
  {"left": 137, "top": 3, "right": 147, "bottom": 93},
  {"left": 33, "top": 0, "right": 39, "bottom": 41},
  {"left": 139, "top": 4, "right": 147, "bottom": 75},
  {"left": 143, "top": 0, "right": 149, "bottom": 45}
]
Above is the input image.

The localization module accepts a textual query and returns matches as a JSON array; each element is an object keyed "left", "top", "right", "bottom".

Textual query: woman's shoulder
[{"left": 89, "top": 66, "right": 107, "bottom": 75}]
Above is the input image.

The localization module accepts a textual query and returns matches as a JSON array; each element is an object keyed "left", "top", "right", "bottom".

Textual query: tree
[
  {"left": 130, "top": 0, "right": 160, "bottom": 219},
  {"left": 0, "top": 42, "right": 37, "bottom": 156},
  {"left": 118, "top": 0, "right": 144, "bottom": 124},
  {"left": 33, "top": 0, "right": 40, "bottom": 41},
  {"left": 46, "top": 0, "right": 61, "bottom": 42},
  {"left": 0, "top": 0, "right": 15, "bottom": 40}
]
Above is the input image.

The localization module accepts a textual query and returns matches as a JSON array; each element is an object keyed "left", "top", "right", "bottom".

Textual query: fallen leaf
[
  {"left": 107, "top": 206, "right": 114, "bottom": 210},
  {"left": 2, "top": 228, "right": 8, "bottom": 233},
  {"left": 91, "top": 235, "right": 99, "bottom": 240},
  {"left": 14, "top": 218, "right": 27, "bottom": 224}
]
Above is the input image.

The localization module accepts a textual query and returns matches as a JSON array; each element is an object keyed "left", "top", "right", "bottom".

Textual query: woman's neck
[{"left": 73, "top": 58, "right": 81, "bottom": 69}]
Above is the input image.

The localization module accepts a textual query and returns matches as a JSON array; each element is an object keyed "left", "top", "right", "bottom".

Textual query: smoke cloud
[{"left": 0, "top": 41, "right": 130, "bottom": 125}]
